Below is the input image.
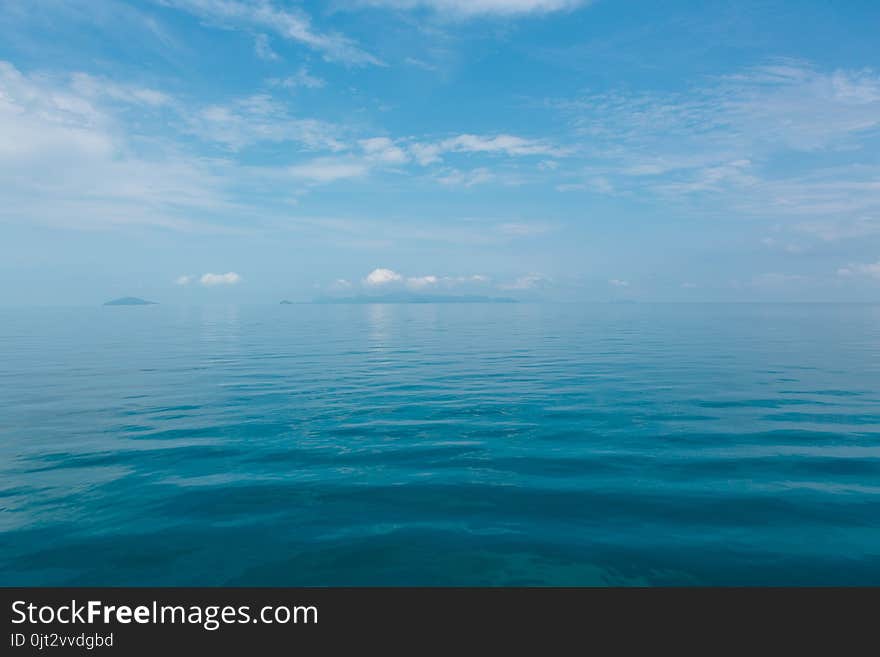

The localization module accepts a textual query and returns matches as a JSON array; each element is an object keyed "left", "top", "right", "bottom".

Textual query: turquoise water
[{"left": 1, "top": 303, "right": 879, "bottom": 585}]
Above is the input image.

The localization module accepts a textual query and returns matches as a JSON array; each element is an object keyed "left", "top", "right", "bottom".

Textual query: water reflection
[{"left": 367, "top": 303, "right": 394, "bottom": 349}]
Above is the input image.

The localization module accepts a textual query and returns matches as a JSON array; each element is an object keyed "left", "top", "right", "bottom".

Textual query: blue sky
[{"left": 1, "top": 0, "right": 879, "bottom": 304}]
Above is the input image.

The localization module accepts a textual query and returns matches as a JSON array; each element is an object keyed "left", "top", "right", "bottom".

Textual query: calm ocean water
[{"left": 1, "top": 303, "right": 879, "bottom": 585}]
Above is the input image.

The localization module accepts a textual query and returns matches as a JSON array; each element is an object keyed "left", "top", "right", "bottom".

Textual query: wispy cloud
[
  {"left": 158, "top": 0, "right": 382, "bottom": 66},
  {"left": 552, "top": 61, "right": 880, "bottom": 228},
  {"left": 0, "top": 61, "right": 229, "bottom": 231},
  {"left": 406, "top": 275, "right": 438, "bottom": 289},
  {"left": 359, "top": 137, "right": 410, "bottom": 164},
  {"left": 796, "top": 215, "right": 880, "bottom": 242},
  {"left": 184, "top": 94, "right": 345, "bottom": 151},
  {"left": 500, "top": 273, "right": 552, "bottom": 290},
  {"left": 254, "top": 34, "right": 279, "bottom": 61},
  {"left": 498, "top": 222, "right": 552, "bottom": 237},
  {"left": 352, "top": 0, "right": 591, "bottom": 18},
  {"left": 411, "top": 134, "right": 569, "bottom": 165},
  {"left": 287, "top": 158, "right": 370, "bottom": 183},
  {"left": 404, "top": 57, "right": 440, "bottom": 72},
  {"left": 562, "top": 62, "right": 880, "bottom": 156},
  {"left": 69, "top": 72, "right": 171, "bottom": 107},
  {"left": 435, "top": 167, "right": 494, "bottom": 187},
  {"left": 272, "top": 66, "right": 326, "bottom": 90},
  {"left": 837, "top": 261, "right": 880, "bottom": 279}
]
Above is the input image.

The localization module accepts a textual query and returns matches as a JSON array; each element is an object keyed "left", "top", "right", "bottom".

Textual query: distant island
[
  {"left": 312, "top": 293, "right": 517, "bottom": 304},
  {"left": 280, "top": 300, "right": 294, "bottom": 305},
  {"left": 103, "top": 297, "right": 157, "bottom": 306}
]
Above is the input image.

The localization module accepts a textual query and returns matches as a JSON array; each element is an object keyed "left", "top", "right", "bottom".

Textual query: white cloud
[
  {"left": 159, "top": 0, "right": 382, "bottom": 66},
  {"left": 406, "top": 275, "right": 438, "bottom": 289},
  {"left": 654, "top": 159, "right": 757, "bottom": 195},
  {"left": 70, "top": 73, "right": 171, "bottom": 107},
  {"left": 0, "top": 61, "right": 229, "bottom": 231},
  {"left": 254, "top": 34, "right": 279, "bottom": 61},
  {"left": 796, "top": 215, "right": 880, "bottom": 242},
  {"left": 364, "top": 268, "right": 403, "bottom": 286},
  {"left": 360, "top": 269, "right": 488, "bottom": 289},
  {"left": 175, "top": 275, "right": 194, "bottom": 285},
  {"left": 564, "top": 63, "right": 880, "bottom": 157},
  {"left": 359, "top": 137, "right": 409, "bottom": 164},
  {"left": 0, "top": 61, "right": 566, "bottom": 241},
  {"left": 410, "top": 142, "right": 443, "bottom": 166},
  {"left": 609, "top": 279, "right": 630, "bottom": 287},
  {"left": 756, "top": 174, "right": 880, "bottom": 223},
  {"left": 404, "top": 57, "right": 440, "bottom": 72},
  {"left": 837, "top": 261, "right": 880, "bottom": 279},
  {"left": 555, "top": 177, "right": 614, "bottom": 194},
  {"left": 441, "top": 274, "right": 491, "bottom": 285},
  {"left": 445, "top": 134, "right": 567, "bottom": 156},
  {"left": 589, "top": 177, "right": 615, "bottom": 194},
  {"left": 274, "top": 66, "right": 326, "bottom": 89},
  {"left": 435, "top": 167, "right": 494, "bottom": 187},
  {"left": 553, "top": 61, "right": 880, "bottom": 223},
  {"left": 0, "top": 62, "right": 111, "bottom": 161},
  {"left": 412, "top": 133, "right": 568, "bottom": 165},
  {"left": 287, "top": 158, "right": 369, "bottom": 183},
  {"left": 353, "top": 0, "right": 590, "bottom": 18},
  {"left": 200, "top": 272, "right": 241, "bottom": 286},
  {"left": 500, "top": 273, "right": 552, "bottom": 290},
  {"left": 186, "top": 94, "right": 344, "bottom": 151}
]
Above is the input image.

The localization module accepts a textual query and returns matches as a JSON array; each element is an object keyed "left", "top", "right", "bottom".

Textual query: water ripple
[{"left": 1, "top": 303, "right": 879, "bottom": 585}]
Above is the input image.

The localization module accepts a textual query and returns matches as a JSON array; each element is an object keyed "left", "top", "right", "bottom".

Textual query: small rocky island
[{"left": 103, "top": 297, "right": 157, "bottom": 306}]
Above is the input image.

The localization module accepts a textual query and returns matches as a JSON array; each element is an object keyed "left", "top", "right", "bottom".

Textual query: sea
[{"left": 1, "top": 302, "right": 878, "bottom": 585}]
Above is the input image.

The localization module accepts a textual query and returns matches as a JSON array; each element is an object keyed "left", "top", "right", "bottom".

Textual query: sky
[{"left": 1, "top": 0, "right": 879, "bottom": 304}]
